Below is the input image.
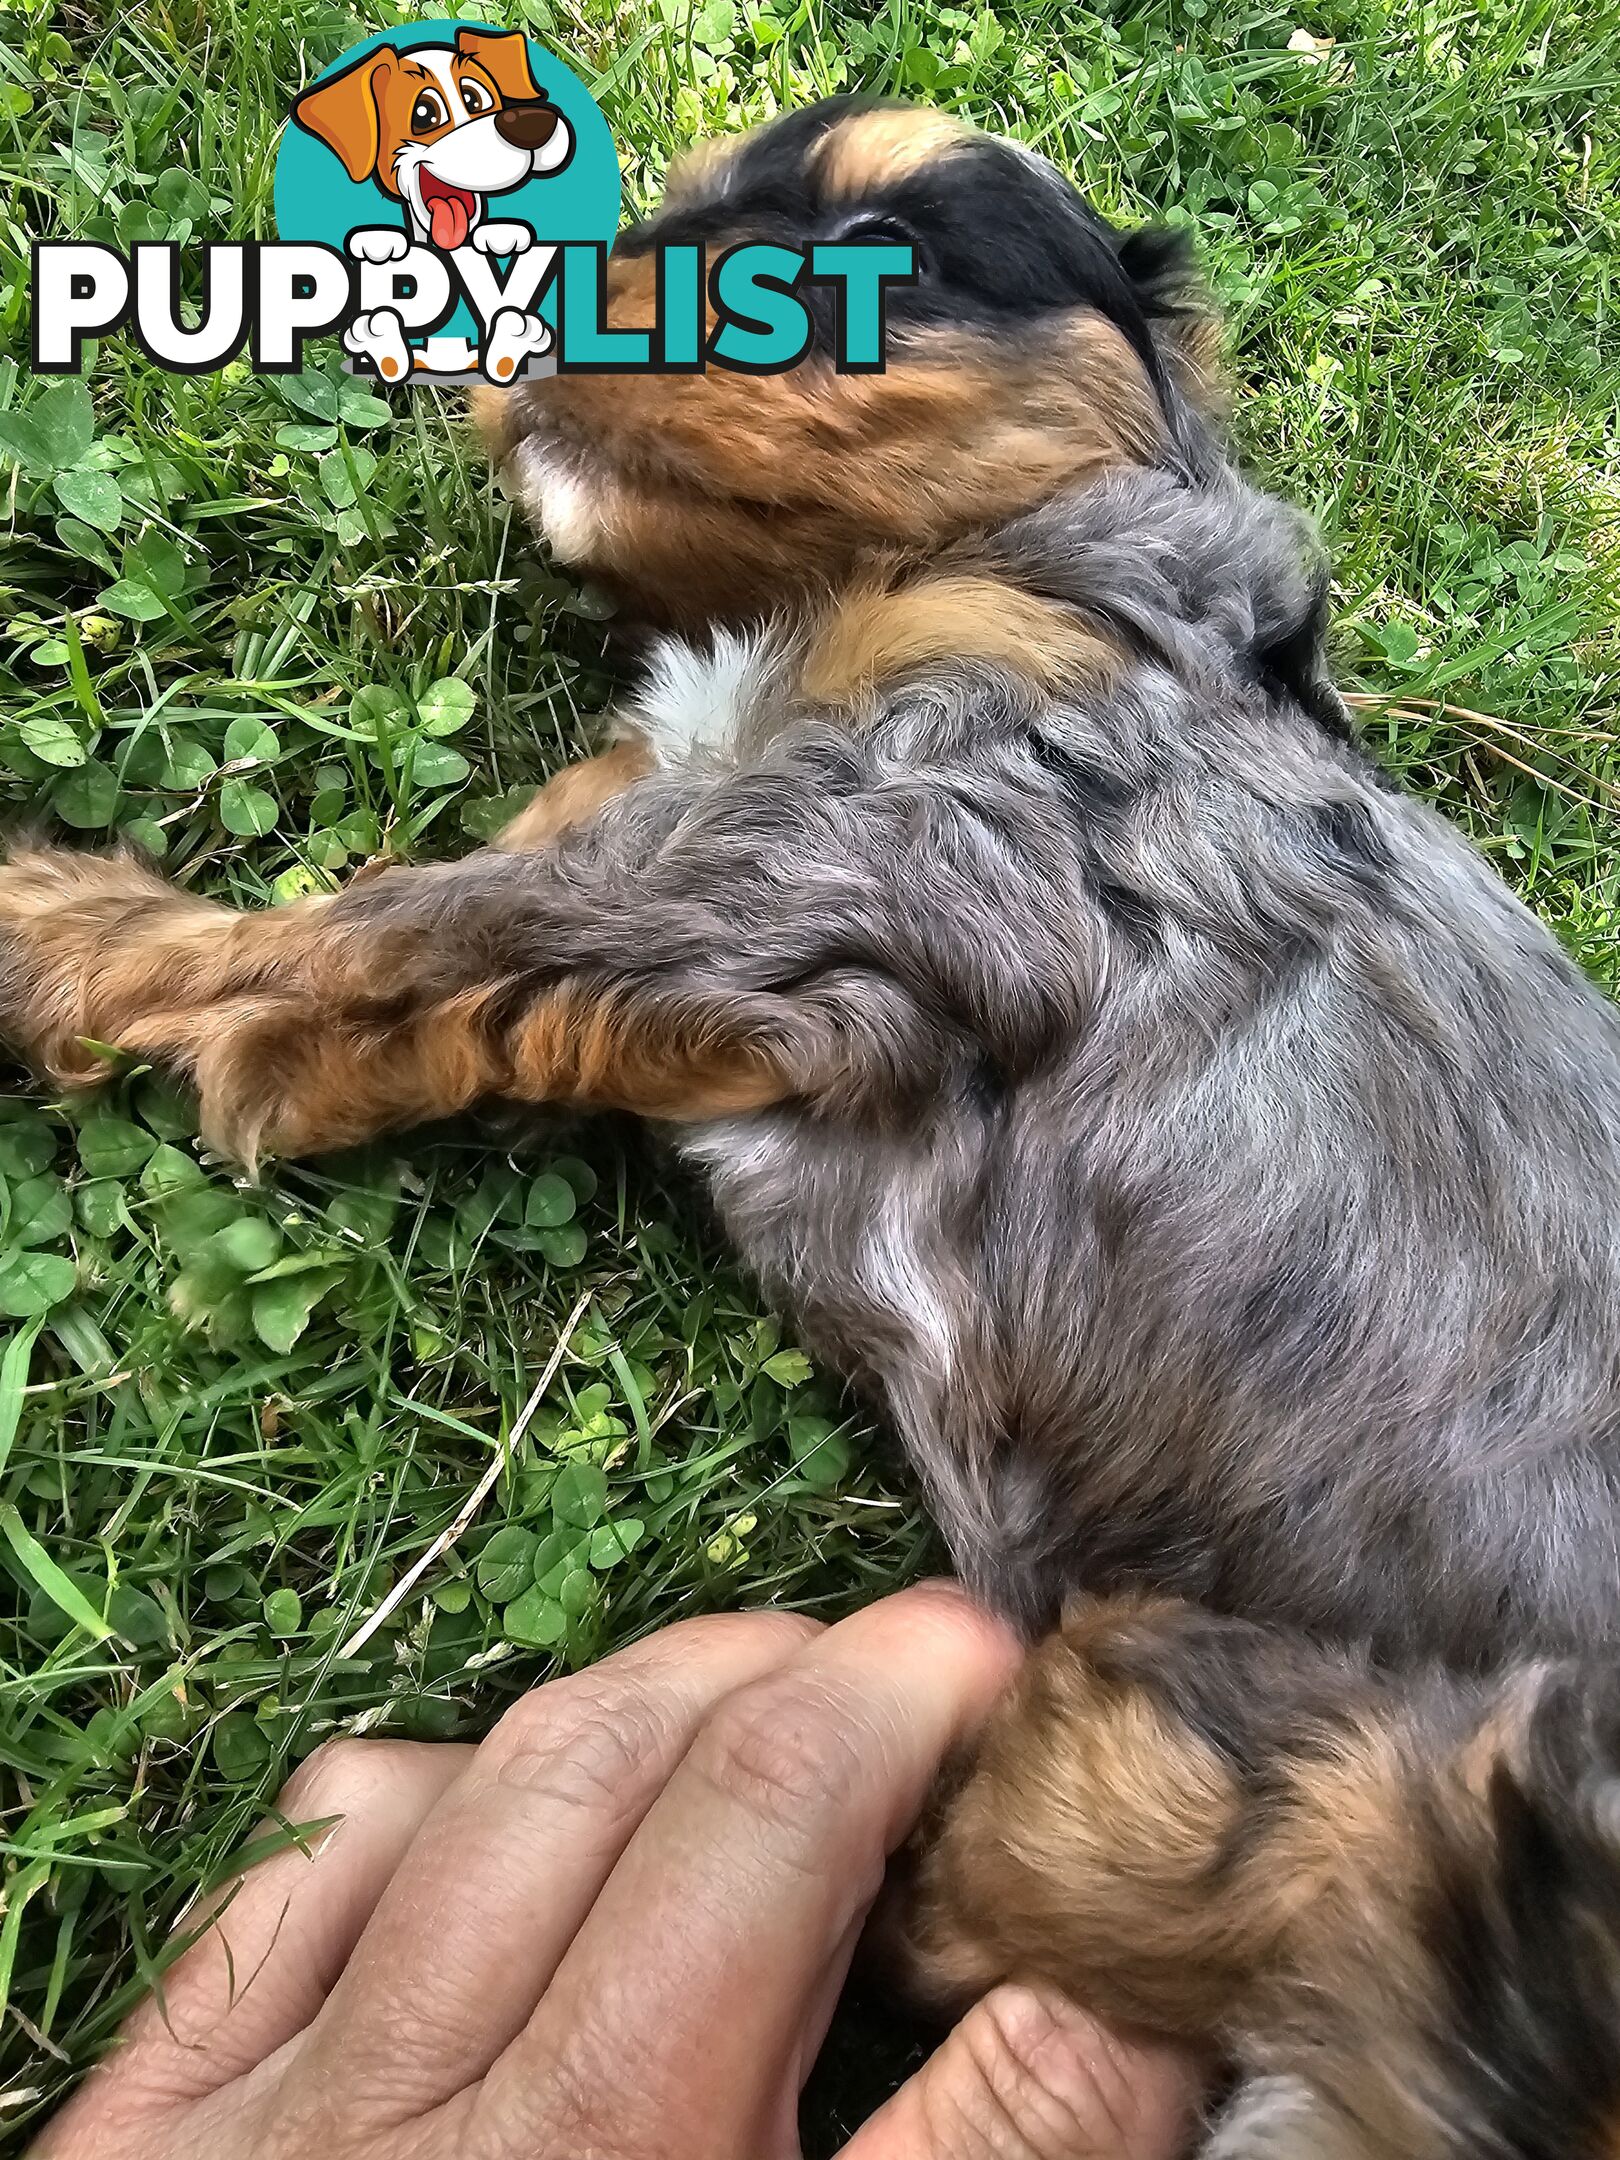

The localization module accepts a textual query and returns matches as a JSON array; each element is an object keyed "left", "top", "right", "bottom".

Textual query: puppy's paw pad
[
  {"left": 343, "top": 309, "right": 412, "bottom": 382},
  {"left": 481, "top": 307, "right": 552, "bottom": 383}
]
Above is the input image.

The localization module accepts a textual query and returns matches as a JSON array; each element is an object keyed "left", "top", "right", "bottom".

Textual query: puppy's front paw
[
  {"left": 343, "top": 308, "right": 412, "bottom": 383},
  {"left": 470, "top": 221, "right": 532, "bottom": 258},
  {"left": 481, "top": 306, "right": 552, "bottom": 383},
  {"left": 346, "top": 226, "right": 410, "bottom": 266},
  {"left": 0, "top": 845, "right": 202, "bottom": 1083}
]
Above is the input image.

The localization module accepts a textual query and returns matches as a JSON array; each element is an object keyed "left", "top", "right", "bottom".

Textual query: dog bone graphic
[
  {"left": 481, "top": 305, "right": 552, "bottom": 383},
  {"left": 342, "top": 306, "right": 412, "bottom": 383}
]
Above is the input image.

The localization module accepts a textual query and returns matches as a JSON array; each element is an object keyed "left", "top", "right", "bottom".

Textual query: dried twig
[
  {"left": 1347, "top": 692, "right": 1620, "bottom": 820},
  {"left": 336, "top": 1285, "right": 596, "bottom": 1662}
]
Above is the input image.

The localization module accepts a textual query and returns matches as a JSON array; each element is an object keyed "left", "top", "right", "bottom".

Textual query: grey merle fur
[
  {"left": 344, "top": 454, "right": 1620, "bottom": 1666},
  {"left": 10, "top": 96, "right": 1620, "bottom": 2158}
]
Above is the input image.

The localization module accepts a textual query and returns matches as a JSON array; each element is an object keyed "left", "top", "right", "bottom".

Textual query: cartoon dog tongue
[{"left": 427, "top": 190, "right": 472, "bottom": 250}]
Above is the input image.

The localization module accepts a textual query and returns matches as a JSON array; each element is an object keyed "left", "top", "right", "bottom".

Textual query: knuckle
[
  {"left": 277, "top": 1734, "right": 406, "bottom": 1817},
  {"left": 690, "top": 1670, "right": 878, "bottom": 1836},
  {"left": 926, "top": 1985, "right": 1147, "bottom": 2160},
  {"left": 487, "top": 1672, "right": 679, "bottom": 1816},
  {"left": 486, "top": 2027, "right": 670, "bottom": 2159}
]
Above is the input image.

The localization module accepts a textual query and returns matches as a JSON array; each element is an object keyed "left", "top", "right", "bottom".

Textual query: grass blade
[
  {"left": 0, "top": 1317, "right": 41, "bottom": 1485},
  {"left": 0, "top": 1505, "right": 112, "bottom": 1641}
]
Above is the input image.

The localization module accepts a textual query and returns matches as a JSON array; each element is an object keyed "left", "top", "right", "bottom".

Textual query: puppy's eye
[
  {"left": 460, "top": 80, "right": 492, "bottom": 115},
  {"left": 410, "top": 91, "right": 448, "bottom": 133},
  {"left": 828, "top": 213, "right": 926, "bottom": 268}
]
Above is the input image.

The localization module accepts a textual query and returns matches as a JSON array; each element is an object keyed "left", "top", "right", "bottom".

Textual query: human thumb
[{"left": 838, "top": 1984, "right": 1202, "bottom": 2160}]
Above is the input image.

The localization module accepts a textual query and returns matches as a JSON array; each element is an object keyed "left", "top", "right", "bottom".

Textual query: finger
[
  {"left": 293, "top": 1609, "right": 821, "bottom": 2127},
  {"left": 39, "top": 1738, "right": 470, "bottom": 2142},
  {"left": 475, "top": 1581, "right": 1022, "bottom": 2160},
  {"left": 842, "top": 1986, "right": 1203, "bottom": 2160}
]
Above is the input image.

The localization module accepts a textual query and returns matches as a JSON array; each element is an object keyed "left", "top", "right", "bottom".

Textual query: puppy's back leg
[
  {"left": 897, "top": 1593, "right": 1294, "bottom": 2041},
  {"left": 897, "top": 1597, "right": 1620, "bottom": 2159}
]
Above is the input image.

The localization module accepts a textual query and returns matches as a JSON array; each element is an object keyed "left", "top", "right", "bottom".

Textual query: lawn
[{"left": 0, "top": 0, "right": 1615, "bottom": 2142}]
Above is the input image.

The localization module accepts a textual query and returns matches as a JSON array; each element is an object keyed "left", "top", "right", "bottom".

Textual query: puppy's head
[
  {"left": 476, "top": 97, "right": 1217, "bottom": 625},
  {"left": 292, "top": 30, "right": 571, "bottom": 246}
]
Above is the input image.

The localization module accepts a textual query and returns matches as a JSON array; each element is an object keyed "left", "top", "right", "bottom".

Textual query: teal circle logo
[{"left": 274, "top": 21, "right": 620, "bottom": 381}]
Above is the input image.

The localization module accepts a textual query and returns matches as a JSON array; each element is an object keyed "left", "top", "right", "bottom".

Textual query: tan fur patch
[
  {"left": 1449, "top": 1667, "right": 1544, "bottom": 1802},
  {"left": 814, "top": 106, "right": 973, "bottom": 197},
  {"left": 468, "top": 379, "right": 512, "bottom": 455},
  {"left": 197, "top": 983, "right": 514, "bottom": 1163},
  {"left": 482, "top": 293, "right": 1165, "bottom": 627},
  {"left": 494, "top": 737, "right": 656, "bottom": 850},
  {"left": 661, "top": 130, "right": 742, "bottom": 203},
  {"left": 903, "top": 1601, "right": 1259, "bottom": 2036},
  {"left": 0, "top": 846, "right": 334, "bottom": 1089},
  {"left": 511, "top": 983, "right": 788, "bottom": 1120},
  {"left": 800, "top": 573, "right": 1118, "bottom": 708},
  {"left": 900, "top": 1595, "right": 1435, "bottom": 2056},
  {"left": 0, "top": 846, "right": 470, "bottom": 1162},
  {"left": 1165, "top": 305, "right": 1227, "bottom": 416}
]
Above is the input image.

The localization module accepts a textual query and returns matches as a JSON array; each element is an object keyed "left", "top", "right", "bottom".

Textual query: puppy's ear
[
  {"left": 1118, "top": 223, "right": 1224, "bottom": 412},
  {"left": 1254, "top": 560, "right": 1350, "bottom": 740},
  {"left": 455, "top": 27, "right": 541, "bottom": 104},
  {"left": 1117, "top": 224, "right": 1203, "bottom": 319},
  {"left": 291, "top": 49, "right": 396, "bottom": 184}
]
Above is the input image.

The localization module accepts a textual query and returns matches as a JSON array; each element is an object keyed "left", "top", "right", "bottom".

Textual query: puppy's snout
[{"left": 495, "top": 101, "right": 562, "bottom": 152}]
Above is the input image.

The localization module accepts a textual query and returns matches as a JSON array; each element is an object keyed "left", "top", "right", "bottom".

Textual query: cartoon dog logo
[
  {"left": 291, "top": 27, "right": 573, "bottom": 253},
  {"left": 290, "top": 27, "right": 573, "bottom": 382}
]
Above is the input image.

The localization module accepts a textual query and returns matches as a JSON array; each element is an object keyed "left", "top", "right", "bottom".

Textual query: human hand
[{"left": 37, "top": 1584, "right": 1200, "bottom": 2160}]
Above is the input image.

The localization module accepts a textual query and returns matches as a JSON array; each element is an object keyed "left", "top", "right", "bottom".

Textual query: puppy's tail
[{"left": 892, "top": 1594, "right": 1620, "bottom": 2158}]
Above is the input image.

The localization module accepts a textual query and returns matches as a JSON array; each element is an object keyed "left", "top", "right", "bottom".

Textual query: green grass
[{"left": 0, "top": 0, "right": 1615, "bottom": 2138}]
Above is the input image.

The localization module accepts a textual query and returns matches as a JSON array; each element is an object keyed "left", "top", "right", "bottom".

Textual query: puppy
[
  {"left": 291, "top": 27, "right": 572, "bottom": 254},
  {"left": 7, "top": 100, "right": 1620, "bottom": 2152}
]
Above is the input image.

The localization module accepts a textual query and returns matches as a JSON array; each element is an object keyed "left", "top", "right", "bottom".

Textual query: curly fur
[{"left": 8, "top": 97, "right": 1620, "bottom": 2157}]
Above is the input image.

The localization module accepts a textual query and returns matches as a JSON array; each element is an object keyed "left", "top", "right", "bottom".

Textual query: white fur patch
[
  {"left": 1203, "top": 2078, "right": 1352, "bottom": 2158},
  {"left": 629, "top": 629, "right": 780, "bottom": 768},
  {"left": 859, "top": 1182, "right": 957, "bottom": 1379},
  {"left": 515, "top": 439, "right": 600, "bottom": 564}
]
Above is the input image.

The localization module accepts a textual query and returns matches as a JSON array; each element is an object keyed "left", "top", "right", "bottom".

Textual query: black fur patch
[
  {"left": 1028, "top": 731, "right": 1137, "bottom": 817},
  {"left": 1090, "top": 874, "right": 1162, "bottom": 947},
  {"left": 1084, "top": 1599, "right": 1380, "bottom": 1789},
  {"left": 1251, "top": 565, "right": 1353, "bottom": 741},
  {"left": 1420, "top": 1673, "right": 1620, "bottom": 2157},
  {"left": 625, "top": 96, "right": 1188, "bottom": 410},
  {"left": 1306, "top": 797, "right": 1397, "bottom": 897}
]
